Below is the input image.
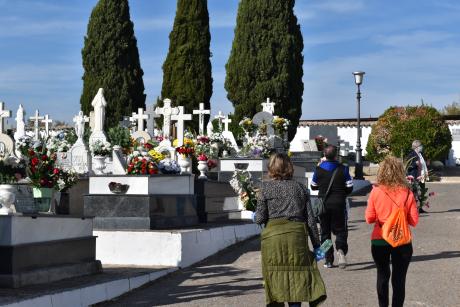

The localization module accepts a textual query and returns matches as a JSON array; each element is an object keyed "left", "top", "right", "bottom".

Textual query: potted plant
[
  {"left": 197, "top": 154, "right": 209, "bottom": 179},
  {"left": 25, "top": 142, "right": 60, "bottom": 213},
  {"left": 90, "top": 140, "right": 112, "bottom": 175},
  {"left": 176, "top": 138, "right": 195, "bottom": 174},
  {"left": 55, "top": 169, "right": 79, "bottom": 214},
  {"left": 127, "top": 150, "right": 159, "bottom": 175}
]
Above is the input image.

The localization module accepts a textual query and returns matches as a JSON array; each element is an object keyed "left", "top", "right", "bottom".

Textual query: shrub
[{"left": 366, "top": 105, "right": 452, "bottom": 163}]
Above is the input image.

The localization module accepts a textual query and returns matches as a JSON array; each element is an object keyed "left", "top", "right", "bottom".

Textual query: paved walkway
[{"left": 98, "top": 183, "right": 460, "bottom": 307}]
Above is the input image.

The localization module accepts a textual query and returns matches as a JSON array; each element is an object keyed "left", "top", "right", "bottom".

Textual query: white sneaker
[{"left": 337, "top": 249, "right": 347, "bottom": 269}]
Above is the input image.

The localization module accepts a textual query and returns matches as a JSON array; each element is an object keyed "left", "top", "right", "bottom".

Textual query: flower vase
[
  {"left": 55, "top": 191, "right": 70, "bottom": 215},
  {"left": 0, "top": 185, "right": 16, "bottom": 215},
  {"left": 178, "top": 156, "right": 191, "bottom": 174},
  {"left": 32, "top": 187, "right": 54, "bottom": 213},
  {"left": 92, "top": 155, "right": 107, "bottom": 175},
  {"left": 197, "top": 161, "right": 208, "bottom": 179}
]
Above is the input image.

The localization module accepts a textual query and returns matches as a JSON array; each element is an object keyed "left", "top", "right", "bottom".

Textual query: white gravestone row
[{"left": 0, "top": 102, "right": 14, "bottom": 159}]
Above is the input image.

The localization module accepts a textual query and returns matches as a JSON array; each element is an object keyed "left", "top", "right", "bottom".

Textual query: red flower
[
  {"left": 31, "top": 157, "right": 39, "bottom": 166},
  {"left": 144, "top": 143, "right": 153, "bottom": 150},
  {"left": 28, "top": 149, "right": 35, "bottom": 156},
  {"left": 41, "top": 154, "right": 48, "bottom": 161},
  {"left": 198, "top": 154, "right": 208, "bottom": 161},
  {"left": 53, "top": 168, "right": 60, "bottom": 175}
]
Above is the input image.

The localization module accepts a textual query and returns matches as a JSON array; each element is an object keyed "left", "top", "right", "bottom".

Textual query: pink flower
[{"left": 406, "top": 175, "right": 414, "bottom": 182}]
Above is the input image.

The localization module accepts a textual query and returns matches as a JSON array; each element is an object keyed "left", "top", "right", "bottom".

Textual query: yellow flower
[
  {"left": 184, "top": 138, "right": 194, "bottom": 146},
  {"left": 172, "top": 139, "right": 179, "bottom": 147},
  {"left": 287, "top": 150, "right": 293, "bottom": 157},
  {"left": 148, "top": 150, "right": 165, "bottom": 163}
]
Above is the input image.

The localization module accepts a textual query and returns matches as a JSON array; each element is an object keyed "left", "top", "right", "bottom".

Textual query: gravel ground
[{"left": 98, "top": 183, "right": 460, "bottom": 307}]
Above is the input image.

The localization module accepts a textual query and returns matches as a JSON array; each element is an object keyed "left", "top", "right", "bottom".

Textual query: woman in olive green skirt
[{"left": 255, "top": 153, "right": 327, "bottom": 307}]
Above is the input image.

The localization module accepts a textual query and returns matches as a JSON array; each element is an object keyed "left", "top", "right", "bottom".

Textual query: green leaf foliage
[
  {"left": 161, "top": 0, "right": 213, "bottom": 134},
  {"left": 366, "top": 106, "right": 452, "bottom": 163},
  {"left": 107, "top": 126, "right": 131, "bottom": 149},
  {"left": 81, "top": 0, "right": 146, "bottom": 129},
  {"left": 225, "top": 0, "right": 303, "bottom": 141}
]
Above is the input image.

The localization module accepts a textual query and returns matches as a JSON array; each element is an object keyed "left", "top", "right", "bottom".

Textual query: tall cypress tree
[
  {"left": 225, "top": 0, "right": 303, "bottom": 140},
  {"left": 81, "top": 0, "right": 146, "bottom": 129},
  {"left": 161, "top": 0, "right": 213, "bottom": 133}
]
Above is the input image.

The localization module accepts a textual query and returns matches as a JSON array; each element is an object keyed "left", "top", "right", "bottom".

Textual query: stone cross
[
  {"left": 131, "top": 108, "right": 149, "bottom": 132},
  {"left": 146, "top": 104, "right": 160, "bottom": 136},
  {"left": 155, "top": 98, "right": 179, "bottom": 139},
  {"left": 171, "top": 106, "right": 192, "bottom": 147},
  {"left": 30, "top": 109, "right": 44, "bottom": 141},
  {"left": 91, "top": 88, "right": 107, "bottom": 132},
  {"left": 73, "top": 111, "right": 89, "bottom": 142},
  {"left": 41, "top": 114, "right": 53, "bottom": 137},
  {"left": 0, "top": 102, "right": 12, "bottom": 134},
  {"left": 14, "top": 104, "right": 26, "bottom": 141},
  {"left": 193, "top": 103, "right": 210, "bottom": 136},
  {"left": 262, "top": 98, "right": 276, "bottom": 115},
  {"left": 214, "top": 111, "right": 225, "bottom": 131},
  {"left": 223, "top": 115, "right": 232, "bottom": 132}
]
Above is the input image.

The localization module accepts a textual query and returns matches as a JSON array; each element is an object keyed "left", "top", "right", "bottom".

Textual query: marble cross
[
  {"left": 214, "top": 111, "right": 225, "bottom": 131},
  {"left": 223, "top": 115, "right": 232, "bottom": 132},
  {"left": 193, "top": 103, "right": 210, "bottom": 136},
  {"left": 30, "top": 109, "right": 44, "bottom": 140},
  {"left": 131, "top": 108, "right": 149, "bottom": 132},
  {"left": 145, "top": 104, "right": 160, "bottom": 136},
  {"left": 0, "top": 102, "right": 12, "bottom": 134},
  {"left": 155, "top": 98, "right": 179, "bottom": 139},
  {"left": 262, "top": 98, "right": 276, "bottom": 115},
  {"left": 171, "top": 106, "right": 192, "bottom": 147},
  {"left": 41, "top": 114, "right": 53, "bottom": 137}
]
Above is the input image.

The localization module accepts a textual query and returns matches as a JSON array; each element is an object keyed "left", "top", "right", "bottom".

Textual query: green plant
[
  {"left": 108, "top": 126, "right": 132, "bottom": 150},
  {"left": 0, "top": 158, "right": 19, "bottom": 184},
  {"left": 81, "top": 0, "right": 146, "bottom": 129},
  {"left": 161, "top": 0, "right": 212, "bottom": 133},
  {"left": 366, "top": 105, "right": 452, "bottom": 163},
  {"left": 225, "top": 0, "right": 303, "bottom": 141}
]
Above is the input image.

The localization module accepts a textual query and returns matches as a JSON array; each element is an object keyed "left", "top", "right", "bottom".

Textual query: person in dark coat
[
  {"left": 311, "top": 145, "right": 353, "bottom": 268},
  {"left": 406, "top": 140, "right": 429, "bottom": 213}
]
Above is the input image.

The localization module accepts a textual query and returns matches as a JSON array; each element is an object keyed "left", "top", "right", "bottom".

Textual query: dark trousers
[
  {"left": 319, "top": 206, "right": 348, "bottom": 263},
  {"left": 267, "top": 302, "right": 303, "bottom": 307},
  {"left": 371, "top": 243, "right": 413, "bottom": 307}
]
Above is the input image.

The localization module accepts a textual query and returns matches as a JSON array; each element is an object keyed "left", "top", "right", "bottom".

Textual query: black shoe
[{"left": 419, "top": 208, "right": 427, "bottom": 213}]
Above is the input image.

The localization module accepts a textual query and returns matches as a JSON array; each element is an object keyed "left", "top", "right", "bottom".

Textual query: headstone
[
  {"left": 0, "top": 134, "right": 14, "bottom": 159},
  {"left": 30, "top": 109, "right": 44, "bottom": 141},
  {"left": 214, "top": 111, "right": 225, "bottom": 131},
  {"left": 303, "top": 140, "right": 318, "bottom": 152},
  {"left": 155, "top": 98, "right": 179, "bottom": 139},
  {"left": 206, "top": 121, "right": 213, "bottom": 136},
  {"left": 56, "top": 152, "right": 72, "bottom": 170},
  {"left": 145, "top": 104, "right": 160, "bottom": 136},
  {"left": 193, "top": 103, "right": 210, "bottom": 136},
  {"left": 155, "top": 139, "right": 176, "bottom": 161},
  {"left": 41, "top": 114, "right": 53, "bottom": 137},
  {"left": 0, "top": 102, "right": 12, "bottom": 134},
  {"left": 131, "top": 107, "right": 149, "bottom": 132},
  {"left": 14, "top": 104, "right": 26, "bottom": 141},
  {"left": 171, "top": 106, "right": 192, "bottom": 147},
  {"left": 112, "top": 145, "right": 127, "bottom": 175},
  {"left": 252, "top": 111, "right": 274, "bottom": 136},
  {"left": 131, "top": 131, "right": 152, "bottom": 144},
  {"left": 70, "top": 144, "right": 91, "bottom": 174},
  {"left": 89, "top": 88, "right": 108, "bottom": 144},
  {"left": 261, "top": 98, "right": 276, "bottom": 115}
]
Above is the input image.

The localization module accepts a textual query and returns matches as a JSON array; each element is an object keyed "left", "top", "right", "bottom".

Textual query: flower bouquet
[
  {"left": 26, "top": 144, "right": 60, "bottom": 189},
  {"left": 90, "top": 140, "right": 112, "bottom": 157},
  {"left": 127, "top": 151, "right": 158, "bottom": 175},
  {"left": 229, "top": 169, "right": 257, "bottom": 212},
  {"left": 239, "top": 118, "right": 257, "bottom": 134},
  {"left": 272, "top": 117, "right": 290, "bottom": 135},
  {"left": 158, "top": 159, "right": 181, "bottom": 174},
  {"left": 47, "top": 136, "right": 71, "bottom": 153},
  {"left": 176, "top": 138, "right": 195, "bottom": 157}
]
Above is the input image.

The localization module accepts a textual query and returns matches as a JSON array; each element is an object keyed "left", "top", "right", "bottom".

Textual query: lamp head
[{"left": 353, "top": 71, "right": 365, "bottom": 86}]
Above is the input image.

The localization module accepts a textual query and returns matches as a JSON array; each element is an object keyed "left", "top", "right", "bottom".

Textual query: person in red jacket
[{"left": 366, "top": 156, "right": 419, "bottom": 307}]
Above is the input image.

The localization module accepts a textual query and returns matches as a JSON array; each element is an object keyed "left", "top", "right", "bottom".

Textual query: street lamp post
[{"left": 353, "top": 71, "right": 365, "bottom": 180}]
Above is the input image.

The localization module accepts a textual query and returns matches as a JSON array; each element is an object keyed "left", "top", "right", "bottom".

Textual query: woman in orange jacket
[{"left": 365, "top": 156, "right": 419, "bottom": 307}]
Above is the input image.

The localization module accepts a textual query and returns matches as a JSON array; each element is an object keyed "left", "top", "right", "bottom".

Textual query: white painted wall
[
  {"left": 95, "top": 223, "right": 261, "bottom": 267},
  {"left": 447, "top": 124, "right": 460, "bottom": 166},
  {"left": 337, "top": 126, "right": 372, "bottom": 155},
  {"left": 290, "top": 126, "right": 310, "bottom": 152}
]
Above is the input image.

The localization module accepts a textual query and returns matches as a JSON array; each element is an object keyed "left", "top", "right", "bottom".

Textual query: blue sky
[{"left": 1, "top": 0, "right": 460, "bottom": 126}]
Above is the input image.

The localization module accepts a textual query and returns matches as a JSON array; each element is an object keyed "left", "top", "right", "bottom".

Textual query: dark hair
[
  {"left": 323, "top": 145, "right": 337, "bottom": 160},
  {"left": 268, "top": 153, "right": 294, "bottom": 180}
]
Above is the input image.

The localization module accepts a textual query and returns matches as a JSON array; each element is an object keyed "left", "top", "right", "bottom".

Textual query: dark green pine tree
[
  {"left": 225, "top": 0, "right": 304, "bottom": 140},
  {"left": 81, "top": 0, "right": 146, "bottom": 129},
  {"left": 161, "top": 0, "right": 213, "bottom": 133}
]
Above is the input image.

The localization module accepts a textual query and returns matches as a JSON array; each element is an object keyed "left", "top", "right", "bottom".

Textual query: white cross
[
  {"left": 0, "top": 102, "right": 12, "bottom": 134},
  {"left": 145, "top": 104, "right": 160, "bottom": 135},
  {"left": 223, "top": 115, "right": 232, "bottom": 132},
  {"left": 171, "top": 106, "right": 192, "bottom": 147},
  {"left": 131, "top": 108, "right": 149, "bottom": 132},
  {"left": 30, "top": 110, "right": 44, "bottom": 140},
  {"left": 193, "top": 103, "right": 210, "bottom": 136},
  {"left": 155, "top": 98, "right": 179, "bottom": 139},
  {"left": 41, "top": 114, "right": 53, "bottom": 137},
  {"left": 262, "top": 98, "right": 276, "bottom": 115},
  {"left": 214, "top": 111, "right": 225, "bottom": 131}
]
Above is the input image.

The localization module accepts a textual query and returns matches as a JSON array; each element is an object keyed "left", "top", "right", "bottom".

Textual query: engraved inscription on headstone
[
  {"left": 71, "top": 144, "right": 90, "bottom": 174},
  {"left": 452, "top": 128, "right": 460, "bottom": 141}
]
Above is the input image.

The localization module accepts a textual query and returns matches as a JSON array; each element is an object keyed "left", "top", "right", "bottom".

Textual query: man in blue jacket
[{"left": 311, "top": 145, "right": 353, "bottom": 269}]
